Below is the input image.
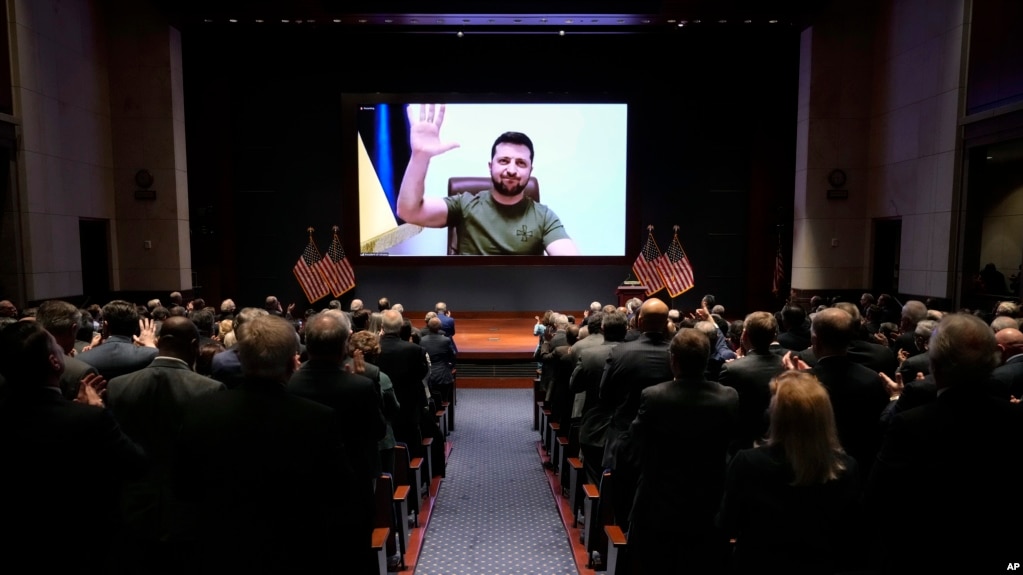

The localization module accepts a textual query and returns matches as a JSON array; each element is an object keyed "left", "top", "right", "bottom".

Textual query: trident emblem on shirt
[{"left": 516, "top": 225, "right": 533, "bottom": 242}]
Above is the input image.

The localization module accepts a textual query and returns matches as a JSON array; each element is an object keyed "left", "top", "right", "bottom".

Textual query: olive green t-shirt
[{"left": 443, "top": 190, "right": 570, "bottom": 255}]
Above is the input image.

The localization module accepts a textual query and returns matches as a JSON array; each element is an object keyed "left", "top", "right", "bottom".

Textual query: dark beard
[{"left": 492, "top": 176, "right": 526, "bottom": 197}]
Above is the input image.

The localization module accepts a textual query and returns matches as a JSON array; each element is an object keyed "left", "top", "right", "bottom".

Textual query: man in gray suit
[
  {"left": 106, "top": 316, "right": 225, "bottom": 573},
  {"left": 36, "top": 299, "right": 101, "bottom": 400}
]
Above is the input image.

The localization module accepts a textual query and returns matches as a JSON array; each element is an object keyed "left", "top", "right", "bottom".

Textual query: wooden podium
[{"left": 616, "top": 284, "right": 648, "bottom": 307}]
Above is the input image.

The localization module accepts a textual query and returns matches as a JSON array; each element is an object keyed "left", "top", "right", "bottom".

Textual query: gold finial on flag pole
[
  {"left": 647, "top": 225, "right": 654, "bottom": 233},
  {"left": 673, "top": 225, "right": 680, "bottom": 233},
  {"left": 332, "top": 225, "right": 339, "bottom": 234},
  {"left": 307, "top": 227, "right": 315, "bottom": 237}
]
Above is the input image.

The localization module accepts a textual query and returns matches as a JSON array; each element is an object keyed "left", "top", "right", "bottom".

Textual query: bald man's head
[
  {"left": 157, "top": 316, "right": 200, "bottom": 363},
  {"left": 637, "top": 298, "right": 669, "bottom": 334},
  {"left": 995, "top": 327, "right": 1023, "bottom": 364}
]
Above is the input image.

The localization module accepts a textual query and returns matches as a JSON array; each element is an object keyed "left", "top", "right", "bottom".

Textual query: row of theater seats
[
  {"left": 534, "top": 381, "right": 628, "bottom": 574},
  {"left": 371, "top": 399, "right": 452, "bottom": 574}
]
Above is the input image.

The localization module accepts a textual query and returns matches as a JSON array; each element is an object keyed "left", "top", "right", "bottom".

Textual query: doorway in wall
[
  {"left": 79, "top": 218, "right": 110, "bottom": 301},
  {"left": 872, "top": 218, "right": 901, "bottom": 296}
]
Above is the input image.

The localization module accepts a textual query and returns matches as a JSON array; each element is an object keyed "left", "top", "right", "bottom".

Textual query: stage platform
[{"left": 419, "top": 313, "right": 541, "bottom": 389}]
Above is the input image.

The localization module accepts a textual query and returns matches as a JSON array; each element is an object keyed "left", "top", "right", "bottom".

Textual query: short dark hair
[
  {"left": 103, "top": 300, "right": 140, "bottom": 337},
  {"left": 36, "top": 300, "right": 81, "bottom": 335},
  {"left": 743, "top": 311, "right": 778, "bottom": 351},
  {"left": 602, "top": 312, "right": 628, "bottom": 342},
  {"left": 491, "top": 132, "right": 534, "bottom": 161},
  {"left": 670, "top": 328, "right": 710, "bottom": 379}
]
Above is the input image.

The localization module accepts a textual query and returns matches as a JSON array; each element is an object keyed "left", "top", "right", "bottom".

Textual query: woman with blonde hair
[{"left": 717, "top": 371, "right": 860, "bottom": 574}]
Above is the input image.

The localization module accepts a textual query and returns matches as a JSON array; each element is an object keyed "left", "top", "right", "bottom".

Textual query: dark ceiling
[{"left": 155, "top": 0, "right": 830, "bottom": 31}]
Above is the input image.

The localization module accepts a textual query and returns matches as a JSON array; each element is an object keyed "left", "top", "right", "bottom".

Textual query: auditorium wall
[
  {"left": 6, "top": 0, "right": 190, "bottom": 302},
  {"left": 792, "top": 0, "right": 966, "bottom": 298}
]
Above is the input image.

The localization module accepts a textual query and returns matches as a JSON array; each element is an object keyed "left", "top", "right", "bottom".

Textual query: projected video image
[{"left": 356, "top": 102, "right": 627, "bottom": 257}]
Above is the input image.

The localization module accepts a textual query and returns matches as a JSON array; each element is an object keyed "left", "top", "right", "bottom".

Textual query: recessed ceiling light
[
  {"left": 333, "top": 19, "right": 341, "bottom": 23},
  {"left": 358, "top": 19, "right": 368, "bottom": 23},
  {"left": 228, "top": 19, "right": 237, "bottom": 23},
  {"left": 667, "top": 19, "right": 677, "bottom": 23},
  {"left": 254, "top": 19, "right": 263, "bottom": 23},
  {"left": 692, "top": 19, "right": 702, "bottom": 24},
  {"left": 769, "top": 19, "right": 779, "bottom": 24},
  {"left": 987, "top": 156, "right": 994, "bottom": 160},
  {"left": 744, "top": 19, "right": 752, "bottom": 23},
  {"left": 281, "top": 19, "right": 289, "bottom": 23},
  {"left": 718, "top": 19, "right": 727, "bottom": 23}
]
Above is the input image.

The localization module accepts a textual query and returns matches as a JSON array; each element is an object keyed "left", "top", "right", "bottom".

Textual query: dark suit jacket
[
  {"left": 718, "top": 350, "right": 786, "bottom": 453},
  {"left": 59, "top": 355, "right": 98, "bottom": 400},
  {"left": 376, "top": 334, "right": 429, "bottom": 453},
  {"left": 288, "top": 359, "right": 386, "bottom": 481},
  {"left": 175, "top": 378, "right": 357, "bottom": 574},
  {"left": 437, "top": 313, "right": 456, "bottom": 351},
  {"left": 810, "top": 355, "right": 889, "bottom": 477},
  {"left": 420, "top": 332, "right": 456, "bottom": 388},
  {"left": 616, "top": 377, "right": 739, "bottom": 572},
  {"left": 847, "top": 339, "right": 899, "bottom": 378},
  {"left": 717, "top": 445, "right": 860, "bottom": 575},
  {"left": 599, "top": 331, "right": 673, "bottom": 468},
  {"left": 0, "top": 386, "right": 147, "bottom": 573},
  {"left": 572, "top": 340, "right": 619, "bottom": 436},
  {"left": 867, "top": 385, "right": 1023, "bottom": 573},
  {"left": 992, "top": 354, "right": 1023, "bottom": 399},
  {"left": 77, "top": 335, "right": 158, "bottom": 380},
  {"left": 106, "top": 357, "right": 225, "bottom": 542}
]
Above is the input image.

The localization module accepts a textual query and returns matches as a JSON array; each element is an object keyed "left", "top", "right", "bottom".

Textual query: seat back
[{"left": 445, "top": 176, "right": 540, "bottom": 254}]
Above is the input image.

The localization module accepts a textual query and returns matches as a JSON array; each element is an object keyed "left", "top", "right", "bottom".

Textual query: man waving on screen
[{"left": 396, "top": 104, "right": 580, "bottom": 256}]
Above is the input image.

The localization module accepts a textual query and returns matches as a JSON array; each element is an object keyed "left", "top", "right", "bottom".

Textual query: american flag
[
  {"left": 632, "top": 230, "right": 665, "bottom": 296},
  {"left": 314, "top": 229, "right": 356, "bottom": 297},
  {"left": 772, "top": 233, "right": 785, "bottom": 296},
  {"left": 657, "top": 232, "right": 695, "bottom": 297},
  {"left": 293, "top": 236, "right": 331, "bottom": 303}
]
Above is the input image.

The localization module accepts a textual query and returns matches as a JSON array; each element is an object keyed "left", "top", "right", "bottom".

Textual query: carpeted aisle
[{"left": 415, "top": 388, "right": 578, "bottom": 575}]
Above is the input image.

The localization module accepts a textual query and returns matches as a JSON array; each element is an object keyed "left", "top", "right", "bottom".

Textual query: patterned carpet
[{"left": 415, "top": 389, "right": 578, "bottom": 575}]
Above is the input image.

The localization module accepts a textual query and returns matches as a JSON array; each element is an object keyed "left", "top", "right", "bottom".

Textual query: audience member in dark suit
[
  {"left": 376, "top": 309, "right": 429, "bottom": 458},
  {"left": 789, "top": 308, "right": 888, "bottom": 480},
  {"left": 599, "top": 298, "right": 674, "bottom": 527},
  {"left": 717, "top": 371, "right": 860, "bottom": 575},
  {"left": 0, "top": 321, "right": 147, "bottom": 574},
  {"left": 600, "top": 298, "right": 675, "bottom": 470},
  {"left": 896, "top": 319, "right": 935, "bottom": 382},
  {"left": 209, "top": 307, "right": 269, "bottom": 387},
  {"left": 616, "top": 328, "right": 739, "bottom": 574},
  {"left": 549, "top": 324, "right": 579, "bottom": 428},
  {"left": 77, "top": 299, "right": 159, "bottom": 380},
  {"left": 574, "top": 311, "right": 627, "bottom": 484},
  {"left": 719, "top": 311, "right": 787, "bottom": 454},
  {"left": 829, "top": 302, "right": 899, "bottom": 378},
  {"left": 993, "top": 327, "right": 1023, "bottom": 399},
  {"left": 36, "top": 299, "right": 100, "bottom": 399},
  {"left": 106, "top": 316, "right": 225, "bottom": 573},
  {"left": 435, "top": 301, "right": 457, "bottom": 351},
  {"left": 867, "top": 313, "right": 1023, "bottom": 573},
  {"left": 536, "top": 313, "right": 568, "bottom": 402},
  {"left": 287, "top": 310, "right": 386, "bottom": 563},
  {"left": 175, "top": 315, "right": 358, "bottom": 574},
  {"left": 777, "top": 305, "right": 810, "bottom": 351},
  {"left": 420, "top": 316, "right": 456, "bottom": 405},
  {"left": 891, "top": 299, "right": 927, "bottom": 358}
]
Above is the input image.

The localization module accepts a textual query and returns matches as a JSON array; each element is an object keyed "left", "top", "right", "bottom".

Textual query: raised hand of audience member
[
  {"left": 134, "top": 318, "right": 157, "bottom": 348},
  {"left": 345, "top": 349, "right": 366, "bottom": 375},
  {"left": 76, "top": 373, "right": 106, "bottom": 407},
  {"left": 879, "top": 371, "right": 904, "bottom": 400},
  {"left": 81, "top": 331, "right": 103, "bottom": 352},
  {"left": 897, "top": 348, "right": 909, "bottom": 364},
  {"left": 782, "top": 350, "right": 810, "bottom": 371}
]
